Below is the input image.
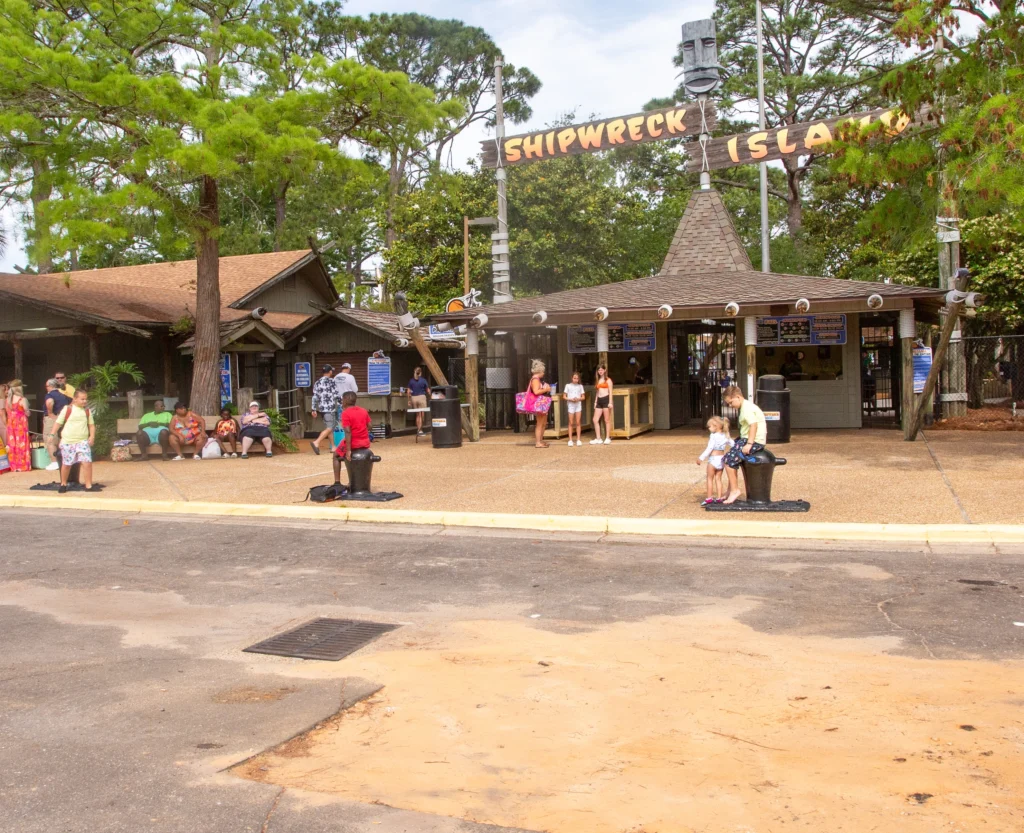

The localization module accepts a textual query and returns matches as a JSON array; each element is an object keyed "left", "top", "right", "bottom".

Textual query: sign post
[{"left": 294, "top": 361, "right": 311, "bottom": 388}]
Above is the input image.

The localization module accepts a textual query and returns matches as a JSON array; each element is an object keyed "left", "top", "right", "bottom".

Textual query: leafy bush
[{"left": 264, "top": 407, "right": 297, "bottom": 452}]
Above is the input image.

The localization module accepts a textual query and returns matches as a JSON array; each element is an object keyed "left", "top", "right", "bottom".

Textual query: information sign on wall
[
  {"left": 367, "top": 356, "right": 392, "bottom": 395},
  {"left": 294, "top": 362, "right": 311, "bottom": 388},
  {"left": 219, "top": 354, "right": 232, "bottom": 407},
  {"left": 912, "top": 346, "right": 933, "bottom": 394},
  {"left": 755, "top": 314, "right": 847, "bottom": 346},
  {"left": 568, "top": 322, "right": 657, "bottom": 354}
]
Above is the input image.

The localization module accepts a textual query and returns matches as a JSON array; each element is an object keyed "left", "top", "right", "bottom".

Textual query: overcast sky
[{"left": 0, "top": 1, "right": 710, "bottom": 272}]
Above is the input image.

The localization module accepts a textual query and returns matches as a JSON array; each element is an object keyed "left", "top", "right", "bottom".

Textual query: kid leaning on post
[{"left": 721, "top": 385, "right": 767, "bottom": 505}]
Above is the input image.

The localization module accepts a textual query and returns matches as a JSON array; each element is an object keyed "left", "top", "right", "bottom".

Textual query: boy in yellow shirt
[
  {"left": 722, "top": 385, "right": 767, "bottom": 504},
  {"left": 52, "top": 389, "right": 96, "bottom": 493}
]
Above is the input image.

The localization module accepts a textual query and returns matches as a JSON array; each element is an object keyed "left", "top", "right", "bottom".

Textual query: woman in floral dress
[{"left": 4, "top": 380, "right": 32, "bottom": 472}]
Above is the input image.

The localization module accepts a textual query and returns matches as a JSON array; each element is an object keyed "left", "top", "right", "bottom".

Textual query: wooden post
[
  {"left": 408, "top": 329, "right": 448, "bottom": 387},
  {"left": 13, "top": 339, "right": 24, "bottom": 381},
  {"left": 744, "top": 318, "right": 757, "bottom": 401},
  {"left": 907, "top": 277, "right": 969, "bottom": 440},
  {"left": 901, "top": 337, "right": 915, "bottom": 438},
  {"left": 465, "top": 329, "right": 480, "bottom": 442},
  {"left": 87, "top": 330, "right": 100, "bottom": 367},
  {"left": 162, "top": 336, "right": 174, "bottom": 395},
  {"left": 463, "top": 215, "right": 470, "bottom": 295},
  {"left": 127, "top": 390, "right": 145, "bottom": 419},
  {"left": 237, "top": 386, "right": 253, "bottom": 411}
]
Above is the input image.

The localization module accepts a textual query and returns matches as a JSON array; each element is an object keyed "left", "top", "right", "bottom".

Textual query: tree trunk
[
  {"left": 30, "top": 157, "right": 53, "bottom": 274},
  {"left": 189, "top": 175, "right": 222, "bottom": 415},
  {"left": 273, "top": 179, "right": 289, "bottom": 252},
  {"left": 784, "top": 162, "right": 803, "bottom": 236}
]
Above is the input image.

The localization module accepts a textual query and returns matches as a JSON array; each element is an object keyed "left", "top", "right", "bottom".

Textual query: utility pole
[
  {"left": 934, "top": 34, "right": 967, "bottom": 419},
  {"left": 492, "top": 56, "right": 511, "bottom": 305},
  {"left": 755, "top": 0, "right": 770, "bottom": 272}
]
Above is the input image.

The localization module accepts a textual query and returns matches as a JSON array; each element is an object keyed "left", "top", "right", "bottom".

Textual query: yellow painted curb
[{"left": 1, "top": 494, "right": 1021, "bottom": 544}]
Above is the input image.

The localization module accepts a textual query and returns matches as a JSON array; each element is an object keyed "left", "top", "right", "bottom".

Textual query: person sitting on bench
[
  {"left": 332, "top": 391, "right": 372, "bottom": 489},
  {"left": 239, "top": 401, "right": 273, "bottom": 458},
  {"left": 136, "top": 400, "right": 172, "bottom": 461},
  {"left": 169, "top": 402, "right": 207, "bottom": 461}
]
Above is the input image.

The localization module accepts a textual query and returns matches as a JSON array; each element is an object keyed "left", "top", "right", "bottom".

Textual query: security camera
[
  {"left": 657, "top": 304, "right": 673, "bottom": 319},
  {"left": 594, "top": 307, "right": 609, "bottom": 321},
  {"left": 471, "top": 312, "right": 489, "bottom": 328},
  {"left": 794, "top": 298, "right": 810, "bottom": 313},
  {"left": 724, "top": 302, "right": 740, "bottom": 317},
  {"left": 867, "top": 294, "right": 884, "bottom": 310},
  {"left": 532, "top": 310, "right": 548, "bottom": 324}
]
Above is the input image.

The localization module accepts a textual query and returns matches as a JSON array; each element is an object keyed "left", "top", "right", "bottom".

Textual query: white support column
[
  {"left": 743, "top": 317, "right": 758, "bottom": 399},
  {"left": 595, "top": 322, "right": 609, "bottom": 353}
]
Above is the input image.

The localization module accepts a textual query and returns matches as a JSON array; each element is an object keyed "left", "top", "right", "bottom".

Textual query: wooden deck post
[
  {"left": 127, "top": 390, "right": 145, "bottom": 419},
  {"left": 465, "top": 329, "right": 481, "bottom": 442},
  {"left": 13, "top": 338, "right": 24, "bottom": 381},
  {"left": 87, "top": 329, "right": 100, "bottom": 367},
  {"left": 900, "top": 309, "right": 916, "bottom": 439}
]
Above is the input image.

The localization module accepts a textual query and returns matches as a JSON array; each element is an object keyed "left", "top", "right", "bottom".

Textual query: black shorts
[{"left": 595, "top": 396, "right": 610, "bottom": 410}]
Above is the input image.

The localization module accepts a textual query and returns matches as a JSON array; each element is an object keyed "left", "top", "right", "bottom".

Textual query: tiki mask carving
[{"left": 680, "top": 19, "right": 723, "bottom": 96}]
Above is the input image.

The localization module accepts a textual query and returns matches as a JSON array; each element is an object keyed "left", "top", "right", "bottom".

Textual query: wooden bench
[{"left": 117, "top": 416, "right": 222, "bottom": 457}]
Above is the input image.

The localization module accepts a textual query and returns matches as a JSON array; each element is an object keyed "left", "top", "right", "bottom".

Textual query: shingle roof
[
  {"left": 0, "top": 250, "right": 317, "bottom": 332},
  {"left": 433, "top": 189, "right": 944, "bottom": 324},
  {"left": 661, "top": 189, "right": 753, "bottom": 273}
]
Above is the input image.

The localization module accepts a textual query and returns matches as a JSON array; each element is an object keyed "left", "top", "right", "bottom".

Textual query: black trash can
[
  {"left": 430, "top": 385, "right": 462, "bottom": 448},
  {"left": 756, "top": 374, "right": 791, "bottom": 444},
  {"left": 741, "top": 447, "right": 787, "bottom": 504}
]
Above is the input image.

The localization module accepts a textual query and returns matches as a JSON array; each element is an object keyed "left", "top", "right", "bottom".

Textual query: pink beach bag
[{"left": 515, "top": 390, "right": 552, "bottom": 414}]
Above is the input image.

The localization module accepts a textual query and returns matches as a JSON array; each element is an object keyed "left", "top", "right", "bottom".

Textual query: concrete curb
[{"left": 2, "top": 494, "right": 1022, "bottom": 544}]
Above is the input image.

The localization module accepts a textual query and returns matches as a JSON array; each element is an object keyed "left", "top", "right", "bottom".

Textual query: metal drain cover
[{"left": 243, "top": 618, "right": 400, "bottom": 661}]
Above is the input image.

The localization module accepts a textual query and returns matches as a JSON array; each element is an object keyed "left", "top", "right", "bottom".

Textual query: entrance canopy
[{"left": 432, "top": 190, "right": 946, "bottom": 329}]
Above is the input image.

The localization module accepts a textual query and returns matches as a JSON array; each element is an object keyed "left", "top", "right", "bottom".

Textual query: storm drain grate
[{"left": 243, "top": 618, "right": 400, "bottom": 661}]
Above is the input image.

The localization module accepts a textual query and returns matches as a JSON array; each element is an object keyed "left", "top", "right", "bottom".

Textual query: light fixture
[
  {"left": 724, "top": 302, "right": 740, "bottom": 317},
  {"left": 657, "top": 304, "right": 673, "bottom": 319},
  {"left": 867, "top": 294, "right": 883, "bottom": 310},
  {"left": 594, "top": 306, "right": 609, "bottom": 321},
  {"left": 532, "top": 310, "right": 548, "bottom": 324},
  {"left": 471, "top": 313, "right": 489, "bottom": 328},
  {"left": 794, "top": 298, "right": 810, "bottom": 313}
]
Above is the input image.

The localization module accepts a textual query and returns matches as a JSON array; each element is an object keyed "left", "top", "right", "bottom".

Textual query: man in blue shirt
[{"left": 406, "top": 366, "right": 430, "bottom": 436}]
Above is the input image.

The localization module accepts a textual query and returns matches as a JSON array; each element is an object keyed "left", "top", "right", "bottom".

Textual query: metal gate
[
  {"left": 860, "top": 319, "right": 900, "bottom": 428},
  {"left": 447, "top": 355, "right": 517, "bottom": 431},
  {"left": 962, "top": 333, "right": 1023, "bottom": 409},
  {"left": 676, "top": 322, "right": 737, "bottom": 426}
]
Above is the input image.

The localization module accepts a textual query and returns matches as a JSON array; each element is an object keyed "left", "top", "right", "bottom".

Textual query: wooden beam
[
  {"left": 0, "top": 327, "right": 91, "bottom": 341},
  {"left": 13, "top": 339, "right": 24, "bottom": 381},
  {"left": 408, "top": 328, "right": 448, "bottom": 387},
  {"left": 87, "top": 330, "right": 100, "bottom": 367},
  {"left": 901, "top": 336, "right": 915, "bottom": 438}
]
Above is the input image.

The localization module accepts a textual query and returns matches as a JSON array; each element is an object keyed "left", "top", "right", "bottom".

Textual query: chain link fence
[{"left": 962, "top": 334, "right": 1023, "bottom": 409}]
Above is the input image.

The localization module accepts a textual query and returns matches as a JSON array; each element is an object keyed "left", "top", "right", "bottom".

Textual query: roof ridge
[{"left": 660, "top": 189, "right": 753, "bottom": 275}]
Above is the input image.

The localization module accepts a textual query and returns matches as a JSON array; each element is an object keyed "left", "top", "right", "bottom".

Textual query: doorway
[
  {"left": 859, "top": 315, "right": 900, "bottom": 428},
  {"left": 669, "top": 321, "right": 736, "bottom": 427}
]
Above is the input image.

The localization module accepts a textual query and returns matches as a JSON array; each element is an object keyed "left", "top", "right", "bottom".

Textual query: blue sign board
[
  {"left": 219, "top": 354, "right": 232, "bottom": 407},
  {"left": 912, "top": 346, "right": 932, "bottom": 394},
  {"left": 756, "top": 314, "right": 847, "bottom": 346},
  {"left": 294, "top": 361, "right": 311, "bottom": 388},
  {"left": 367, "top": 356, "right": 391, "bottom": 395}
]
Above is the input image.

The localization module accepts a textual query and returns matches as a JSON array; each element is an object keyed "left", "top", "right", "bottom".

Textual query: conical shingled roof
[{"left": 660, "top": 188, "right": 753, "bottom": 274}]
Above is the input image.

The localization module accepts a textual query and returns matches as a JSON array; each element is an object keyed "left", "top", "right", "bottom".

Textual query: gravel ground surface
[{"left": 1, "top": 428, "right": 1021, "bottom": 524}]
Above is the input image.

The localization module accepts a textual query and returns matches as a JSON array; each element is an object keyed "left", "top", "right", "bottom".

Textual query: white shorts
[
  {"left": 567, "top": 402, "right": 582, "bottom": 414},
  {"left": 706, "top": 455, "right": 725, "bottom": 471}
]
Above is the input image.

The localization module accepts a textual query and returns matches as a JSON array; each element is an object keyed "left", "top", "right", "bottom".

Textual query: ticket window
[
  {"left": 572, "top": 353, "right": 653, "bottom": 385},
  {"left": 756, "top": 345, "right": 844, "bottom": 381}
]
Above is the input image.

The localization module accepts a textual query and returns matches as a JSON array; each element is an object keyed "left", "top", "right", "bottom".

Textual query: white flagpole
[{"left": 756, "top": 0, "right": 770, "bottom": 272}]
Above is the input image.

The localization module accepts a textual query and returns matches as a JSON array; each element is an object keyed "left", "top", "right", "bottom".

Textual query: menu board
[
  {"left": 755, "top": 314, "right": 846, "bottom": 346},
  {"left": 568, "top": 322, "right": 657, "bottom": 353}
]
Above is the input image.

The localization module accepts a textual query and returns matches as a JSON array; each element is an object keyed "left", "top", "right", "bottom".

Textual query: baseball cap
[
  {"left": 321, "top": 364, "right": 333, "bottom": 372},
  {"left": 341, "top": 362, "right": 352, "bottom": 369}
]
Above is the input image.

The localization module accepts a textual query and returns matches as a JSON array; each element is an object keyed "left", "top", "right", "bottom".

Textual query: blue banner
[
  {"left": 912, "top": 346, "right": 932, "bottom": 394},
  {"left": 367, "top": 356, "right": 391, "bottom": 395},
  {"left": 219, "top": 354, "right": 232, "bottom": 407}
]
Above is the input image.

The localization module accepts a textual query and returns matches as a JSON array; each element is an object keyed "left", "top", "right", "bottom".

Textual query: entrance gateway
[{"left": 431, "top": 187, "right": 947, "bottom": 437}]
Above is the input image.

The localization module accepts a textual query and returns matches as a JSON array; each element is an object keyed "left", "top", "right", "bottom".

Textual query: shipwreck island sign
[{"left": 481, "top": 102, "right": 717, "bottom": 168}]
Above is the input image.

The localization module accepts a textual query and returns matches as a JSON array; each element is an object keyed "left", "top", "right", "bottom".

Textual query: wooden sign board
[
  {"left": 481, "top": 102, "right": 717, "bottom": 168},
  {"left": 685, "top": 107, "right": 925, "bottom": 172}
]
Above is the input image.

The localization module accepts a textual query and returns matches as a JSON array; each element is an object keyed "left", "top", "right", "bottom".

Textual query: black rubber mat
[
  {"left": 342, "top": 491, "right": 404, "bottom": 502},
  {"left": 243, "top": 618, "right": 400, "bottom": 661},
  {"left": 29, "top": 482, "right": 106, "bottom": 492},
  {"left": 705, "top": 499, "right": 810, "bottom": 513}
]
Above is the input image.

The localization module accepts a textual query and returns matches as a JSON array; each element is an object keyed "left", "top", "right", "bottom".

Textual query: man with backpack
[{"left": 51, "top": 389, "right": 97, "bottom": 493}]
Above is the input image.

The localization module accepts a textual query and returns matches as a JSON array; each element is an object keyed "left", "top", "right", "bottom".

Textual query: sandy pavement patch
[{"left": 235, "top": 605, "right": 1024, "bottom": 832}]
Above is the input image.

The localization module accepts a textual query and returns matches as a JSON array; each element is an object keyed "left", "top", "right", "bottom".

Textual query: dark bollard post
[
  {"left": 740, "top": 448, "right": 787, "bottom": 504},
  {"left": 345, "top": 447, "right": 381, "bottom": 494}
]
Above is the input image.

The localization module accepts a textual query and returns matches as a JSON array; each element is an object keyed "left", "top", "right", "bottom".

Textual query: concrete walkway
[{"left": 1, "top": 428, "right": 1020, "bottom": 525}]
